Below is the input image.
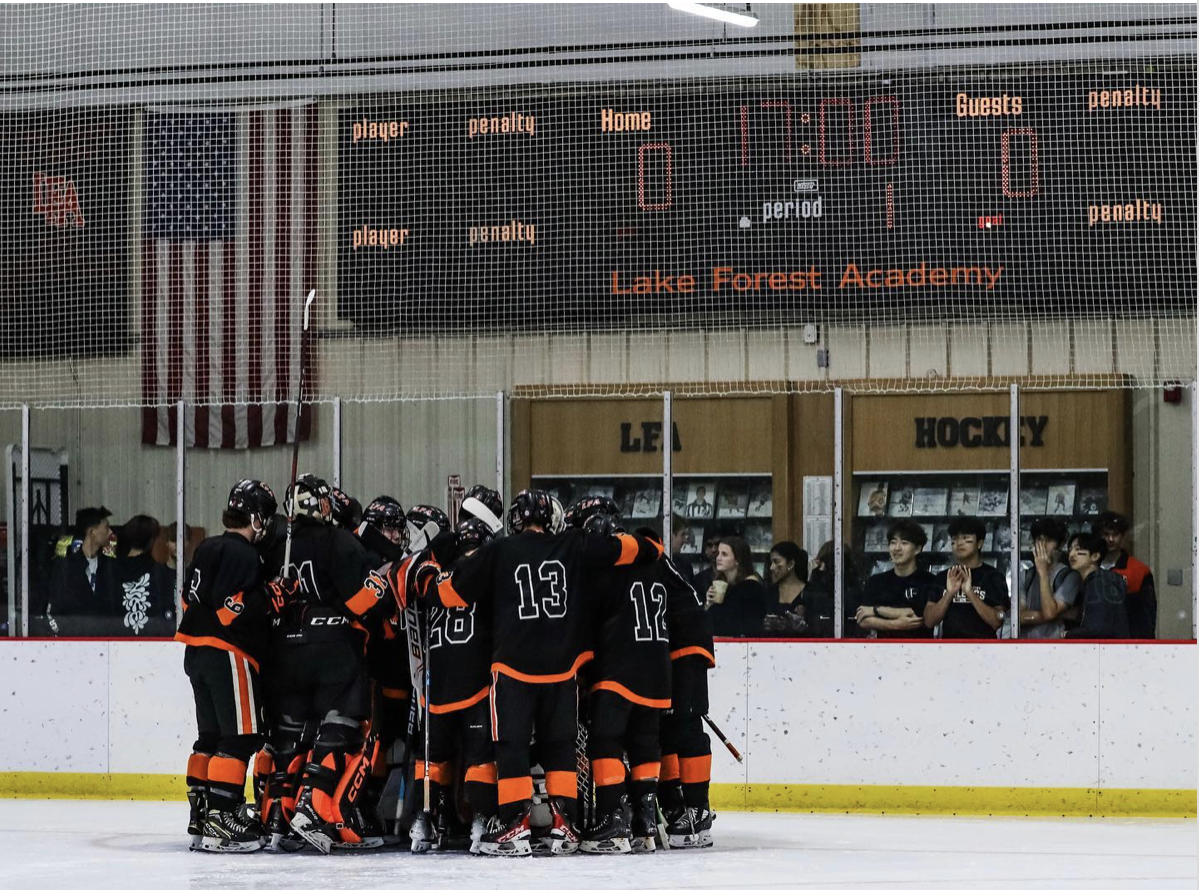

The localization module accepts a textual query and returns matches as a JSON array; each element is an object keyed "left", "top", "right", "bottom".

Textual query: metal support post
[
  {"left": 833, "top": 388, "right": 844, "bottom": 639},
  {"left": 332, "top": 396, "right": 342, "bottom": 490},
  {"left": 19, "top": 404, "right": 30, "bottom": 637},
  {"left": 496, "top": 391, "right": 505, "bottom": 499},
  {"left": 176, "top": 401, "right": 186, "bottom": 625},
  {"left": 662, "top": 391, "right": 672, "bottom": 548},
  {"left": 1009, "top": 384, "right": 1021, "bottom": 640}
]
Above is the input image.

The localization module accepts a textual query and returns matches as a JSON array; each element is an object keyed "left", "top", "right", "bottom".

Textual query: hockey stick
[
  {"left": 282, "top": 289, "right": 317, "bottom": 577},
  {"left": 422, "top": 602, "right": 432, "bottom": 815},
  {"left": 702, "top": 714, "right": 743, "bottom": 763}
]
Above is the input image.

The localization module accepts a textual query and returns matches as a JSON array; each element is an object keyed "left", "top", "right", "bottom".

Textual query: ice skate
[
  {"left": 477, "top": 804, "right": 533, "bottom": 857},
  {"left": 580, "top": 805, "right": 631, "bottom": 854},
  {"left": 667, "top": 806, "right": 713, "bottom": 849}
]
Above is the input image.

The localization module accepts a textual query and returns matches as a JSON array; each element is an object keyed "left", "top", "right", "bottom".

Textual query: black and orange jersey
[
  {"left": 262, "top": 516, "right": 377, "bottom": 645},
  {"left": 590, "top": 555, "right": 706, "bottom": 709},
  {"left": 176, "top": 531, "right": 270, "bottom": 668},
  {"left": 663, "top": 557, "right": 715, "bottom": 669},
  {"left": 432, "top": 528, "right": 660, "bottom": 683}
]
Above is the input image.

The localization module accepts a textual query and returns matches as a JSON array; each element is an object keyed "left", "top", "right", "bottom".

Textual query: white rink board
[{"left": 0, "top": 640, "right": 1195, "bottom": 791}]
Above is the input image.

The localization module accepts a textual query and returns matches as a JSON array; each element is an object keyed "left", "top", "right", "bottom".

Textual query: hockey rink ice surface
[{"left": 0, "top": 801, "right": 1193, "bottom": 889}]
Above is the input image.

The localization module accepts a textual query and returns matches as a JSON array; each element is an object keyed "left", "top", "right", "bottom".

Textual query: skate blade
[
  {"left": 478, "top": 839, "right": 532, "bottom": 857},
  {"left": 333, "top": 837, "right": 386, "bottom": 851},
  {"left": 580, "top": 837, "right": 632, "bottom": 854},
  {"left": 667, "top": 830, "right": 713, "bottom": 849},
  {"left": 263, "top": 832, "right": 306, "bottom": 854},
  {"left": 542, "top": 837, "right": 579, "bottom": 855},
  {"left": 195, "top": 835, "right": 265, "bottom": 853},
  {"left": 188, "top": 834, "right": 201, "bottom": 851},
  {"left": 630, "top": 836, "right": 656, "bottom": 853},
  {"left": 289, "top": 813, "right": 333, "bottom": 855}
]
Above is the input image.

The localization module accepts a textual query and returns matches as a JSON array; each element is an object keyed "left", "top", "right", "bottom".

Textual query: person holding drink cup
[{"left": 705, "top": 537, "right": 767, "bottom": 637}]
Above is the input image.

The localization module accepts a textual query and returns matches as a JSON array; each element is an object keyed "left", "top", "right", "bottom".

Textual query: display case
[
  {"left": 853, "top": 470, "right": 1109, "bottom": 579},
  {"left": 532, "top": 473, "right": 775, "bottom": 557}
]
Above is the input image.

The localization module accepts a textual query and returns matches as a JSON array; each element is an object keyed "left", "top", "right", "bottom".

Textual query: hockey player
[
  {"left": 425, "top": 489, "right": 663, "bottom": 858},
  {"left": 330, "top": 487, "right": 363, "bottom": 530},
  {"left": 353, "top": 495, "right": 410, "bottom": 838},
  {"left": 259, "top": 473, "right": 387, "bottom": 854},
  {"left": 576, "top": 509, "right": 699, "bottom": 854},
  {"left": 408, "top": 516, "right": 499, "bottom": 854},
  {"left": 653, "top": 527, "right": 718, "bottom": 849},
  {"left": 178, "top": 479, "right": 294, "bottom": 853}
]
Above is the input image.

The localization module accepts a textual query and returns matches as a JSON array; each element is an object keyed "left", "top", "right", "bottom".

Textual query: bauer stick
[
  {"left": 282, "top": 289, "right": 317, "bottom": 576},
  {"left": 702, "top": 714, "right": 743, "bottom": 763},
  {"left": 422, "top": 602, "right": 432, "bottom": 815}
]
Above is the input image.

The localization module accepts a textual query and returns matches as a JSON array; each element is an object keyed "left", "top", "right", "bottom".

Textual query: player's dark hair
[
  {"left": 1030, "top": 516, "right": 1068, "bottom": 547},
  {"left": 886, "top": 519, "right": 927, "bottom": 549},
  {"left": 1069, "top": 531, "right": 1106, "bottom": 558},
  {"left": 222, "top": 507, "right": 251, "bottom": 530},
  {"left": 769, "top": 541, "right": 808, "bottom": 583},
  {"left": 1092, "top": 511, "right": 1130, "bottom": 535},
  {"left": 947, "top": 516, "right": 987, "bottom": 541},
  {"left": 119, "top": 514, "right": 161, "bottom": 555},
  {"left": 720, "top": 536, "right": 760, "bottom": 585},
  {"left": 74, "top": 506, "right": 112, "bottom": 538}
]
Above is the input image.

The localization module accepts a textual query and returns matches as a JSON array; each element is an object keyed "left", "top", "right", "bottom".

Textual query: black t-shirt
[
  {"left": 707, "top": 576, "right": 767, "bottom": 638},
  {"left": 862, "top": 568, "right": 938, "bottom": 639},
  {"left": 929, "top": 562, "right": 1009, "bottom": 639}
]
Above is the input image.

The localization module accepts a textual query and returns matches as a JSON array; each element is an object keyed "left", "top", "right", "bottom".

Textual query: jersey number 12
[{"left": 629, "top": 581, "right": 668, "bottom": 641}]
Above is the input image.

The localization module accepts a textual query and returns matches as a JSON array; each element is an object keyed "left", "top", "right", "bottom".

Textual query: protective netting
[{"left": 0, "top": 3, "right": 1194, "bottom": 409}]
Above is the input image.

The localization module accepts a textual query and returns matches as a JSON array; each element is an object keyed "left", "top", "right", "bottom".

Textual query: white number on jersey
[{"left": 514, "top": 560, "right": 569, "bottom": 620}]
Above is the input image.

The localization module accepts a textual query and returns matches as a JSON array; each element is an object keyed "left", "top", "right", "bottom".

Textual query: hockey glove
[{"left": 266, "top": 576, "right": 300, "bottom": 614}]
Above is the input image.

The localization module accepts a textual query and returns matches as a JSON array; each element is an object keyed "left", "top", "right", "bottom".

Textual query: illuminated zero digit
[
  {"left": 1001, "top": 128, "right": 1039, "bottom": 198},
  {"left": 864, "top": 96, "right": 899, "bottom": 166},
  {"left": 638, "top": 142, "right": 673, "bottom": 211},
  {"left": 818, "top": 98, "right": 854, "bottom": 166}
]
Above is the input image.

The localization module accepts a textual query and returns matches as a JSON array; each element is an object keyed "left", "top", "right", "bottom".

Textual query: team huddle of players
[{"left": 177, "top": 474, "right": 717, "bottom": 858}]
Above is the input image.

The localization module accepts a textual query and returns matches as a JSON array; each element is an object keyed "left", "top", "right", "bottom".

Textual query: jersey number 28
[{"left": 514, "top": 560, "right": 568, "bottom": 620}]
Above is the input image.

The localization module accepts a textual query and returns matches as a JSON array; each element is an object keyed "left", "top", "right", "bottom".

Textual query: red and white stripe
[
  {"left": 142, "top": 102, "right": 316, "bottom": 449},
  {"left": 229, "top": 651, "right": 258, "bottom": 735}
]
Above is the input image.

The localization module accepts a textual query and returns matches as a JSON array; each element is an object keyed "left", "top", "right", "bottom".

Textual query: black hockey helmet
[
  {"left": 506, "top": 489, "right": 553, "bottom": 535},
  {"left": 364, "top": 495, "right": 405, "bottom": 530},
  {"left": 460, "top": 485, "right": 505, "bottom": 534},
  {"left": 329, "top": 487, "right": 362, "bottom": 529},
  {"left": 286, "top": 473, "right": 333, "bottom": 523},
  {"left": 456, "top": 517, "right": 496, "bottom": 556},
  {"left": 227, "top": 479, "right": 277, "bottom": 543},
  {"left": 406, "top": 504, "right": 451, "bottom": 552},
  {"left": 582, "top": 512, "right": 622, "bottom": 538},
  {"left": 565, "top": 495, "right": 621, "bottom": 529}
]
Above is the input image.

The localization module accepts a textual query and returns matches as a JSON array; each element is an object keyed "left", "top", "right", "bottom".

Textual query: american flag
[{"left": 141, "top": 103, "right": 316, "bottom": 448}]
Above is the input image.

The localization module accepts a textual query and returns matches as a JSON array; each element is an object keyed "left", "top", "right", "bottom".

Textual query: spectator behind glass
[
  {"left": 1017, "top": 517, "right": 1080, "bottom": 640},
  {"left": 1092, "top": 511, "right": 1157, "bottom": 639},
  {"left": 46, "top": 506, "right": 116, "bottom": 634},
  {"left": 761, "top": 541, "right": 808, "bottom": 636},
  {"left": 1064, "top": 532, "right": 1131, "bottom": 639},
  {"left": 856, "top": 520, "right": 937, "bottom": 639},
  {"left": 113, "top": 515, "right": 177, "bottom": 636},
  {"left": 668, "top": 515, "right": 697, "bottom": 587},
  {"left": 164, "top": 521, "right": 197, "bottom": 572},
  {"left": 691, "top": 530, "right": 723, "bottom": 598},
  {"left": 924, "top": 517, "right": 1009, "bottom": 639},
  {"left": 704, "top": 537, "right": 766, "bottom": 637},
  {"left": 801, "top": 540, "right": 867, "bottom": 638}
]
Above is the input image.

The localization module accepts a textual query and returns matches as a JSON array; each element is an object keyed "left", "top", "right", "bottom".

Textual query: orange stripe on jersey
[
  {"left": 660, "top": 753, "right": 680, "bottom": 782},
  {"left": 670, "top": 645, "right": 716, "bottom": 667},
  {"left": 343, "top": 586, "right": 379, "bottom": 618},
  {"left": 207, "top": 755, "right": 247, "bottom": 787},
  {"left": 590, "top": 679, "right": 671, "bottom": 710},
  {"left": 186, "top": 752, "right": 211, "bottom": 783},
  {"left": 381, "top": 686, "right": 410, "bottom": 701},
  {"left": 436, "top": 574, "right": 468, "bottom": 608},
  {"left": 545, "top": 770, "right": 578, "bottom": 799},
  {"left": 429, "top": 685, "right": 490, "bottom": 715},
  {"left": 592, "top": 758, "right": 626, "bottom": 787},
  {"left": 497, "top": 776, "right": 534, "bottom": 805},
  {"left": 631, "top": 761, "right": 660, "bottom": 781},
  {"left": 233, "top": 654, "right": 254, "bottom": 734},
  {"left": 174, "top": 633, "right": 260, "bottom": 671},
  {"left": 216, "top": 591, "right": 246, "bottom": 626},
  {"left": 492, "top": 651, "right": 593, "bottom": 684},
  {"left": 614, "top": 533, "right": 640, "bottom": 566},
  {"left": 464, "top": 763, "right": 497, "bottom": 785},
  {"left": 679, "top": 753, "right": 712, "bottom": 784}
]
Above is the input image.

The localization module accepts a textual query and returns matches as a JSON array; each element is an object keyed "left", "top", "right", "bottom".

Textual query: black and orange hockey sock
[
  {"left": 497, "top": 775, "right": 534, "bottom": 822},
  {"left": 207, "top": 755, "right": 249, "bottom": 810},
  {"left": 186, "top": 751, "right": 211, "bottom": 790},
  {"left": 630, "top": 760, "right": 660, "bottom": 805},
  {"left": 464, "top": 762, "right": 498, "bottom": 818},
  {"left": 591, "top": 757, "right": 626, "bottom": 813},
  {"left": 679, "top": 753, "right": 712, "bottom": 809}
]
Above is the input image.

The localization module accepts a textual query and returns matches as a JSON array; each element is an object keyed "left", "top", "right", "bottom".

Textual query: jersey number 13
[{"left": 514, "top": 560, "right": 568, "bottom": 620}]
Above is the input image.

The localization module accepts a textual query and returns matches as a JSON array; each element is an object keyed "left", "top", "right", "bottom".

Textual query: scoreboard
[{"left": 338, "top": 64, "right": 1196, "bottom": 333}]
